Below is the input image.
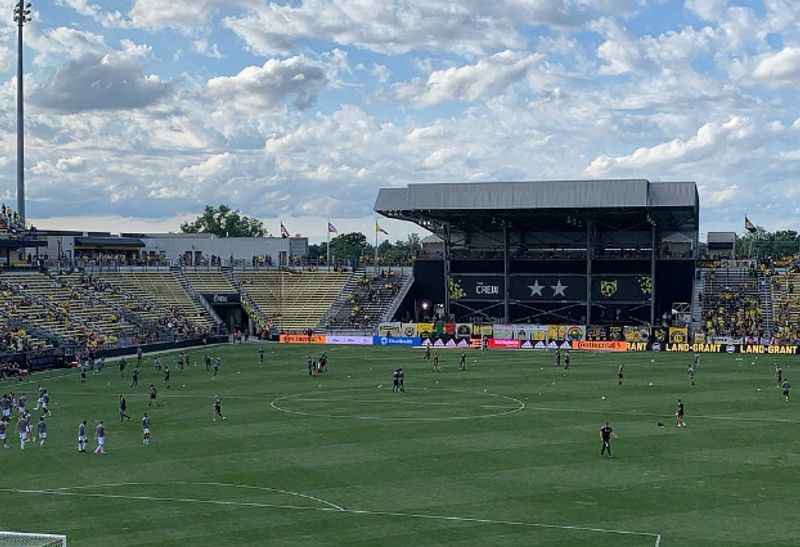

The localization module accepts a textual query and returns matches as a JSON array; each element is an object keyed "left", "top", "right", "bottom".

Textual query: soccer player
[
  {"left": 307, "top": 356, "right": 315, "bottom": 377},
  {"left": 180, "top": 352, "right": 188, "bottom": 371},
  {"left": 258, "top": 345, "right": 265, "bottom": 365},
  {"left": 0, "top": 417, "right": 8, "bottom": 449},
  {"left": 136, "top": 345, "right": 143, "bottom": 366},
  {"left": 617, "top": 364, "right": 624, "bottom": 385},
  {"left": 119, "top": 357, "right": 127, "bottom": 378},
  {"left": 782, "top": 379, "right": 791, "bottom": 401},
  {"left": 204, "top": 352, "right": 211, "bottom": 372},
  {"left": 398, "top": 368, "right": 405, "bottom": 392},
  {"left": 688, "top": 364, "right": 696, "bottom": 386},
  {"left": 119, "top": 395, "right": 130, "bottom": 422},
  {"left": 17, "top": 415, "right": 27, "bottom": 450},
  {"left": 676, "top": 399, "right": 686, "bottom": 428},
  {"left": 77, "top": 420, "right": 88, "bottom": 453},
  {"left": 142, "top": 413, "right": 151, "bottom": 447},
  {"left": 776, "top": 365, "right": 784, "bottom": 387},
  {"left": 1, "top": 394, "right": 11, "bottom": 421},
  {"left": 148, "top": 384, "right": 158, "bottom": 408},
  {"left": 555, "top": 348, "right": 562, "bottom": 367},
  {"left": 212, "top": 397, "right": 225, "bottom": 422},
  {"left": 432, "top": 353, "right": 440, "bottom": 372},
  {"left": 564, "top": 350, "right": 571, "bottom": 370},
  {"left": 36, "top": 416, "right": 47, "bottom": 448},
  {"left": 600, "top": 421, "right": 614, "bottom": 457},
  {"left": 459, "top": 352, "right": 467, "bottom": 371},
  {"left": 95, "top": 421, "right": 106, "bottom": 455},
  {"left": 163, "top": 365, "right": 171, "bottom": 389},
  {"left": 80, "top": 366, "right": 87, "bottom": 384},
  {"left": 693, "top": 353, "right": 700, "bottom": 369},
  {"left": 319, "top": 352, "right": 328, "bottom": 374},
  {"left": 41, "top": 390, "right": 50, "bottom": 417},
  {"left": 424, "top": 345, "right": 431, "bottom": 360},
  {"left": 212, "top": 357, "right": 221, "bottom": 377},
  {"left": 153, "top": 357, "right": 162, "bottom": 371},
  {"left": 35, "top": 386, "right": 44, "bottom": 410},
  {"left": 392, "top": 368, "right": 401, "bottom": 392},
  {"left": 131, "top": 366, "right": 140, "bottom": 388}
]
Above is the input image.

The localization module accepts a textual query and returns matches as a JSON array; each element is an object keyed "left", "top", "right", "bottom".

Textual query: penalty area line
[{"left": 0, "top": 487, "right": 661, "bottom": 545}]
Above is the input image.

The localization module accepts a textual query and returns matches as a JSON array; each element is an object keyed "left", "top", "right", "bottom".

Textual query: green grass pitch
[{"left": 2, "top": 344, "right": 800, "bottom": 546}]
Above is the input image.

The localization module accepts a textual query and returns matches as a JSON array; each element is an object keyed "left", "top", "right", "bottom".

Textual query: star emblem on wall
[
  {"left": 528, "top": 280, "right": 544, "bottom": 296},
  {"left": 552, "top": 280, "right": 568, "bottom": 297}
]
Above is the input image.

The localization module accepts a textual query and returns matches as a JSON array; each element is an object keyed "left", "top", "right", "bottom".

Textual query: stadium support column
[
  {"left": 503, "top": 222, "right": 510, "bottom": 323},
  {"left": 442, "top": 223, "right": 451, "bottom": 320},
  {"left": 14, "top": 2, "right": 31, "bottom": 224},
  {"left": 586, "top": 220, "right": 592, "bottom": 324},
  {"left": 650, "top": 223, "right": 656, "bottom": 325}
]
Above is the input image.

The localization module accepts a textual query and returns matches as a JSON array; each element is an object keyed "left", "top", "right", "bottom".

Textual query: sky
[{"left": 1, "top": 0, "right": 800, "bottom": 243}]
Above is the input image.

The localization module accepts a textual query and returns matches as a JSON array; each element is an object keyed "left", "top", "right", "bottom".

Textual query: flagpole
[
  {"left": 374, "top": 218, "right": 379, "bottom": 271},
  {"left": 326, "top": 219, "right": 331, "bottom": 269}
]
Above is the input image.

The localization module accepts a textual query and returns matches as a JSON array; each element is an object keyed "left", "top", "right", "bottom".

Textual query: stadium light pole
[{"left": 13, "top": 1, "right": 31, "bottom": 225}]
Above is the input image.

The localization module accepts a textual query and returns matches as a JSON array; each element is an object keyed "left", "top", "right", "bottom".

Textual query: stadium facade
[{"left": 376, "top": 179, "right": 699, "bottom": 326}]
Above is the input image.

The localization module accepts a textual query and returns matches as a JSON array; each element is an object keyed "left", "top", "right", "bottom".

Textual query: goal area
[{"left": 0, "top": 532, "right": 67, "bottom": 547}]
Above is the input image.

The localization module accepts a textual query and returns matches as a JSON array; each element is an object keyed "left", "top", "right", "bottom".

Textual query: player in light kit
[
  {"left": 0, "top": 417, "right": 8, "bottom": 449},
  {"left": 17, "top": 414, "right": 27, "bottom": 450},
  {"left": 131, "top": 366, "right": 140, "bottom": 388},
  {"left": 600, "top": 422, "right": 614, "bottom": 457},
  {"left": 782, "top": 379, "right": 791, "bottom": 401},
  {"left": 41, "top": 390, "right": 51, "bottom": 417},
  {"left": 676, "top": 399, "right": 686, "bottom": 427},
  {"left": 617, "top": 364, "right": 624, "bottom": 385},
  {"left": 212, "top": 397, "right": 225, "bottom": 422},
  {"left": 688, "top": 364, "right": 696, "bottom": 386},
  {"left": 153, "top": 357, "right": 162, "bottom": 371},
  {"left": 136, "top": 345, "right": 143, "bottom": 366},
  {"left": 77, "top": 420, "right": 88, "bottom": 453},
  {"left": 142, "top": 413, "right": 151, "bottom": 447},
  {"left": 95, "top": 421, "right": 106, "bottom": 455},
  {"left": 36, "top": 416, "right": 47, "bottom": 448},
  {"left": 212, "top": 357, "right": 221, "bottom": 377},
  {"left": 693, "top": 353, "right": 700, "bottom": 369}
]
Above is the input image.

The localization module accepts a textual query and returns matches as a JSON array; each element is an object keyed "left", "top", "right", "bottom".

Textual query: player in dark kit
[
  {"left": 136, "top": 345, "right": 143, "bottom": 366},
  {"left": 130, "top": 366, "right": 140, "bottom": 388},
  {"left": 119, "top": 358, "right": 126, "bottom": 378},
  {"left": 782, "top": 379, "right": 791, "bottom": 401},
  {"left": 398, "top": 368, "right": 405, "bottom": 392},
  {"left": 554, "top": 348, "right": 561, "bottom": 368},
  {"left": 676, "top": 399, "right": 686, "bottom": 427},
  {"left": 212, "top": 397, "right": 225, "bottom": 422},
  {"left": 776, "top": 365, "right": 783, "bottom": 387},
  {"left": 600, "top": 422, "right": 614, "bottom": 457},
  {"left": 392, "top": 368, "right": 401, "bottom": 392},
  {"left": 564, "top": 350, "right": 571, "bottom": 370},
  {"left": 424, "top": 346, "right": 431, "bottom": 360},
  {"left": 163, "top": 366, "right": 171, "bottom": 389},
  {"left": 119, "top": 395, "right": 130, "bottom": 422},
  {"left": 432, "top": 353, "right": 440, "bottom": 372},
  {"left": 459, "top": 352, "right": 466, "bottom": 371},
  {"left": 617, "top": 364, "right": 624, "bottom": 385},
  {"left": 148, "top": 384, "right": 158, "bottom": 407},
  {"left": 258, "top": 345, "right": 265, "bottom": 365}
]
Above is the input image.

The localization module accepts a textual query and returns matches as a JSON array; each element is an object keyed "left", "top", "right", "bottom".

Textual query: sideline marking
[
  {"left": 521, "top": 405, "right": 800, "bottom": 425},
  {"left": 0, "top": 485, "right": 662, "bottom": 546},
  {"left": 269, "top": 387, "right": 526, "bottom": 422}
]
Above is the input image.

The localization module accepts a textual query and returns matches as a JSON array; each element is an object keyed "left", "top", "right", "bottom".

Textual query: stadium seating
[
  {"left": 324, "top": 270, "right": 409, "bottom": 330},
  {"left": 236, "top": 270, "right": 350, "bottom": 330},
  {"left": 183, "top": 271, "right": 237, "bottom": 294},
  {"left": 771, "top": 273, "right": 800, "bottom": 342},
  {"left": 698, "top": 263, "right": 767, "bottom": 339},
  {"left": 95, "top": 272, "right": 214, "bottom": 333}
]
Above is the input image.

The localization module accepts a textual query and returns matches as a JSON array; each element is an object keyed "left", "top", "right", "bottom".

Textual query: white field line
[
  {"left": 521, "top": 404, "right": 800, "bottom": 425},
  {"left": 0, "top": 485, "right": 661, "bottom": 546}
]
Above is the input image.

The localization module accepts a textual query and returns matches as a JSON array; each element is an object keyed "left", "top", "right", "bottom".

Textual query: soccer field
[{"left": 2, "top": 344, "right": 799, "bottom": 546}]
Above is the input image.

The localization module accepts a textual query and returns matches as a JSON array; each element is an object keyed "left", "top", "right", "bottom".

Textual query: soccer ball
[
  {"left": 601, "top": 396, "right": 606, "bottom": 400},
  {"left": 377, "top": 384, "right": 383, "bottom": 389},
  {"left": 648, "top": 382, "right": 654, "bottom": 387}
]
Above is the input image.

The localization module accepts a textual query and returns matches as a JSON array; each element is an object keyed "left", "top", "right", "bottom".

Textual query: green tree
[
  {"left": 330, "top": 232, "right": 369, "bottom": 263},
  {"left": 180, "top": 205, "right": 266, "bottom": 238}
]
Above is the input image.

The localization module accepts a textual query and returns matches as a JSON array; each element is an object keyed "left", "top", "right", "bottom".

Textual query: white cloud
[
  {"left": 179, "top": 153, "right": 234, "bottom": 178},
  {"left": 55, "top": 0, "right": 128, "bottom": 28},
  {"left": 585, "top": 116, "right": 754, "bottom": 175},
  {"left": 685, "top": 0, "right": 728, "bottom": 22},
  {"left": 31, "top": 41, "right": 172, "bottom": 112},
  {"left": 27, "top": 26, "right": 107, "bottom": 65},
  {"left": 752, "top": 47, "right": 800, "bottom": 84},
  {"left": 207, "top": 56, "right": 327, "bottom": 112},
  {"left": 192, "top": 39, "right": 223, "bottom": 59},
  {"left": 395, "top": 50, "right": 543, "bottom": 106}
]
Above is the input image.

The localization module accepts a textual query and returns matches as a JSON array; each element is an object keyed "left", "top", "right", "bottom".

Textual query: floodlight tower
[{"left": 13, "top": 1, "right": 31, "bottom": 224}]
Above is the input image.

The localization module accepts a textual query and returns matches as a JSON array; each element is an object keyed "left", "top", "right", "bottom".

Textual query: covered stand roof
[{"left": 375, "top": 179, "right": 699, "bottom": 233}]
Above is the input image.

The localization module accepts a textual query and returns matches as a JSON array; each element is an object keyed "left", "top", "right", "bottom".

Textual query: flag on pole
[
  {"left": 376, "top": 222, "right": 388, "bottom": 235},
  {"left": 327, "top": 222, "right": 338, "bottom": 234},
  {"left": 745, "top": 217, "right": 757, "bottom": 234},
  {"left": 280, "top": 222, "right": 290, "bottom": 238}
]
